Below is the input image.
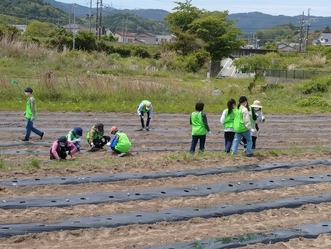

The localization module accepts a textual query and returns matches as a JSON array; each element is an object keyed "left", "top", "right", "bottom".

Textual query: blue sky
[{"left": 57, "top": 0, "right": 331, "bottom": 17}]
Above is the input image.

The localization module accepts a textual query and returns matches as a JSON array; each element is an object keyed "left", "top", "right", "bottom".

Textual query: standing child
[
  {"left": 250, "top": 100, "right": 266, "bottom": 149},
  {"left": 86, "top": 123, "right": 110, "bottom": 149},
  {"left": 220, "top": 98, "right": 236, "bottom": 153},
  {"left": 189, "top": 101, "right": 210, "bottom": 153},
  {"left": 137, "top": 100, "right": 153, "bottom": 131},
  {"left": 21, "top": 87, "right": 44, "bottom": 141},
  {"left": 50, "top": 136, "right": 77, "bottom": 160},
  {"left": 67, "top": 127, "right": 83, "bottom": 151},
  {"left": 109, "top": 126, "right": 132, "bottom": 157},
  {"left": 232, "top": 96, "right": 255, "bottom": 157}
]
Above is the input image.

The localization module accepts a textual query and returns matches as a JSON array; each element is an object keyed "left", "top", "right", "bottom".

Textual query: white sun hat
[{"left": 250, "top": 100, "right": 263, "bottom": 108}]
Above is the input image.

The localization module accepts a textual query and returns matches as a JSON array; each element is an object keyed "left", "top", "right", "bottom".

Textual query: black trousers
[
  {"left": 140, "top": 112, "right": 151, "bottom": 128},
  {"left": 242, "top": 136, "right": 257, "bottom": 149},
  {"left": 93, "top": 136, "right": 110, "bottom": 148},
  {"left": 50, "top": 147, "right": 68, "bottom": 160}
]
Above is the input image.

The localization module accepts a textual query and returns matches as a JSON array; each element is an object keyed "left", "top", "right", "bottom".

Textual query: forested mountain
[
  {"left": 0, "top": 0, "right": 71, "bottom": 25},
  {"left": 44, "top": 0, "right": 169, "bottom": 22},
  {"left": 102, "top": 13, "right": 168, "bottom": 34},
  {"left": 1, "top": 0, "right": 331, "bottom": 36}
]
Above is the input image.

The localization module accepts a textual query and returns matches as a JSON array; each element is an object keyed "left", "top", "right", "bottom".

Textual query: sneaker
[
  {"left": 40, "top": 132, "right": 45, "bottom": 140},
  {"left": 246, "top": 154, "right": 254, "bottom": 157},
  {"left": 118, "top": 152, "right": 126, "bottom": 157},
  {"left": 21, "top": 138, "right": 29, "bottom": 141},
  {"left": 145, "top": 126, "right": 150, "bottom": 131},
  {"left": 138, "top": 127, "right": 144, "bottom": 131}
]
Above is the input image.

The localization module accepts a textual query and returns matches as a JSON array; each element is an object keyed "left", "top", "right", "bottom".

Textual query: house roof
[
  {"left": 114, "top": 30, "right": 136, "bottom": 37},
  {"left": 135, "top": 31, "right": 156, "bottom": 37},
  {"left": 313, "top": 33, "right": 331, "bottom": 46}
]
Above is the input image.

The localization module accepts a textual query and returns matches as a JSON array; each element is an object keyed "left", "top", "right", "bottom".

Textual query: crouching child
[
  {"left": 109, "top": 126, "right": 131, "bottom": 157},
  {"left": 50, "top": 136, "right": 77, "bottom": 160},
  {"left": 67, "top": 127, "right": 83, "bottom": 151}
]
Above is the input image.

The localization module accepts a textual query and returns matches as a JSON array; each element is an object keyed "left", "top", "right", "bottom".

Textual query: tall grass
[{"left": 1, "top": 38, "right": 331, "bottom": 114}]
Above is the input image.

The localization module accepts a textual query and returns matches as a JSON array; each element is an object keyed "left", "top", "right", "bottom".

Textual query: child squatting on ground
[
  {"left": 67, "top": 127, "right": 83, "bottom": 151},
  {"left": 86, "top": 123, "right": 110, "bottom": 149},
  {"left": 50, "top": 136, "right": 77, "bottom": 160},
  {"left": 189, "top": 101, "right": 211, "bottom": 153},
  {"left": 109, "top": 126, "right": 132, "bottom": 157}
]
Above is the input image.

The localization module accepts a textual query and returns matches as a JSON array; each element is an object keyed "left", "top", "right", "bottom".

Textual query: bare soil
[{"left": 1, "top": 111, "right": 331, "bottom": 248}]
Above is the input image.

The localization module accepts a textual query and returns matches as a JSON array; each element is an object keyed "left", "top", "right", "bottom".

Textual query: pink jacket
[{"left": 50, "top": 140, "right": 77, "bottom": 159}]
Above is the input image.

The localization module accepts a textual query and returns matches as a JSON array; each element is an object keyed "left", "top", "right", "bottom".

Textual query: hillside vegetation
[{"left": 1, "top": 35, "right": 331, "bottom": 115}]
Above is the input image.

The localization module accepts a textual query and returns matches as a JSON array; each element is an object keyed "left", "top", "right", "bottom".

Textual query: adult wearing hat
[
  {"left": 67, "top": 127, "right": 83, "bottom": 151},
  {"left": 21, "top": 87, "right": 44, "bottom": 141},
  {"left": 109, "top": 126, "right": 132, "bottom": 157},
  {"left": 250, "top": 100, "right": 265, "bottom": 149},
  {"left": 232, "top": 96, "right": 255, "bottom": 157},
  {"left": 137, "top": 100, "right": 153, "bottom": 131}
]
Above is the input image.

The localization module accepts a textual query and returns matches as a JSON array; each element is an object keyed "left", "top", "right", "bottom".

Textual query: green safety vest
[
  {"left": 191, "top": 111, "right": 206, "bottom": 136},
  {"left": 141, "top": 100, "right": 151, "bottom": 113},
  {"left": 223, "top": 109, "right": 236, "bottom": 129},
  {"left": 115, "top": 132, "right": 131, "bottom": 153},
  {"left": 25, "top": 97, "right": 37, "bottom": 119},
  {"left": 233, "top": 106, "right": 248, "bottom": 133},
  {"left": 66, "top": 130, "right": 79, "bottom": 140}
]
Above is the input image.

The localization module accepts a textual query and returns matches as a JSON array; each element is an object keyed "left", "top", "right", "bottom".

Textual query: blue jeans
[
  {"left": 24, "top": 118, "right": 42, "bottom": 140},
  {"left": 224, "top": 131, "right": 235, "bottom": 153},
  {"left": 190, "top": 135, "right": 206, "bottom": 153},
  {"left": 231, "top": 130, "right": 253, "bottom": 155}
]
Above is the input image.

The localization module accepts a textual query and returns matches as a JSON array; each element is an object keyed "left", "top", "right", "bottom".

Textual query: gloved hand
[
  {"left": 250, "top": 128, "right": 255, "bottom": 133},
  {"left": 30, "top": 117, "right": 35, "bottom": 122},
  {"left": 208, "top": 131, "right": 212, "bottom": 134},
  {"left": 262, "top": 117, "right": 266, "bottom": 122},
  {"left": 23, "top": 111, "right": 26, "bottom": 116},
  {"left": 90, "top": 143, "right": 95, "bottom": 148}
]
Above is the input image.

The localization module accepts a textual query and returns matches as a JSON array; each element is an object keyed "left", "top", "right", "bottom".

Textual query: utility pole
[
  {"left": 73, "top": 3, "right": 76, "bottom": 50},
  {"left": 89, "top": 0, "right": 92, "bottom": 31},
  {"left": 68, "top": 5, "right": 71, "bottom": 33},
  {"left": 298, "top": 11, "right": 304, "bottom": 52},
  {"left": 305, "top": 8, "right": 310, "bottom": 50},
  {"left": 95, "top": 0, "right": 99, "bottom": 38},
  {"left": 99, "top": 0, "right": 102, "bottom": 40}
]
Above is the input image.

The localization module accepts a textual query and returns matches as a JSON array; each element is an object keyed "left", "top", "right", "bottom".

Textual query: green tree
[
  {"left": 233, "top": 53, "right": 277, "bottom": 93},
  {"left": 24, "top": 20, "right": 56, "bottom": 38},
  {"left": 0, "top": 24, "right": 21, "bottom": 40},
  {"left": 75, "top": 30, "right": 97, "bottom": 51},
  {"left": 165, "top": 0, "right": 243, "bottom": 61}
]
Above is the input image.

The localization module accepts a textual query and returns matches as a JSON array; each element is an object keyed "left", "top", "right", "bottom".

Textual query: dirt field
[{"left": 1, "top": 111, "right": 331, "bottom": 248}]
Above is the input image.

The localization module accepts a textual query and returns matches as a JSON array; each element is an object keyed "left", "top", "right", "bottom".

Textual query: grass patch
[{"left": 25, "top": 157, "right": 41, "bottom": 168}]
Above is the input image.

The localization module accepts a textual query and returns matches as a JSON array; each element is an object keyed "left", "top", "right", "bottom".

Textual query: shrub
[
  {"left": 296, "top": 96, "right": 329, "bottom": 107},
  {"left": 296, "top": 77, "right": 331, "bottom": 94},
  {"left": 133, "top": 46, "right": 151, "bottom": 58}
]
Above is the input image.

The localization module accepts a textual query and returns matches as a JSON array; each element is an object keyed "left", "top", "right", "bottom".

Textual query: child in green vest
[
  {"left": 86, "top": 123, "right": 110, "bottom": 149},
  {"left": 21, "top": 87, "right": 44, "bottom": 141},
  {"left": 137, "top": 100, "right": 153, "bottom": 131},
  {"left": 109, "top": 126, "right": 132, "bottom": 157},
  {"left": 67, "top": 127, "right": 83, "bottom": 151},
  {"left": 189, "top": 101, "right": 210, "bottom": 153},
  {"left": 232, "top": 96, "right": 255, "bottom": 157},
  {"left": 220, "top": 98, "right": 236, "bottom": 153}
]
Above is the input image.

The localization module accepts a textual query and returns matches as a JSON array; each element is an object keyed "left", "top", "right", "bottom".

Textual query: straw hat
[{"left": 250, "top": 100, "right": 263, "bottom": 108}]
